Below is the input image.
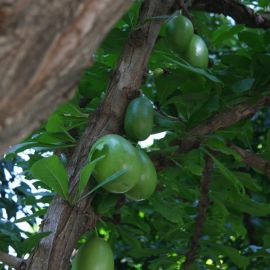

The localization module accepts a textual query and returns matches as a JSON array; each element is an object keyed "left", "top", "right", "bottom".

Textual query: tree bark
[
  {"left": 0, "top": 251, "right": 25, "bottom": 270},
  {"left": 229, "top": 143, "right": 270, "bottom": 178},
  {"left": 191, "top": 0, "right": 270, "bottom": 29},
  {"left": 182, "top": 155, "right": 213, "bottom": 270},
  {"left": 25, "top": 1, "right": 175, "bottom": 269},
  {"left": 0, "top": 0, "right": 132, "bottom": 156}
]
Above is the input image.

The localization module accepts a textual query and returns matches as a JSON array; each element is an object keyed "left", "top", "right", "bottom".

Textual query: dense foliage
[{"left": 1, "top": 1, "right": 270, "bottom": 269}]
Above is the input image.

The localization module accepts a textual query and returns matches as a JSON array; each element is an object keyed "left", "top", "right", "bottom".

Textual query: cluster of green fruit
[
  {"left": 72, "top": 96, "right": 156, "bottom": 269},
  {"left": 166, "top": 12, "right": 209, "bottom": 69},
  {"left": 90, "top": 95, "right": 157, "bottom": 201}
]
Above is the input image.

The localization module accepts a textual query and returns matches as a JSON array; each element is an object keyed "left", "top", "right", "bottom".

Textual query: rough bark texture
[
  {"left": 191, "top": 0, "right": 270, "bottom": 29},
  {"left": 0, "top": 0, "right": 132, "bottom": 156},
  {"left": 26, "top": 1, "right": 175, "bottom": 269}
]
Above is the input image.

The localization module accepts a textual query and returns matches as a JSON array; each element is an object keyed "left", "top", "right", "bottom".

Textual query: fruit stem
[{"left": 178, "top": 0, "right": 192, "bottom": 20}]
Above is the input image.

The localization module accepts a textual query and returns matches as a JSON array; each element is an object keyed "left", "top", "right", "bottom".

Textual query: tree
[
  {"left": 0, "top": 0, "right": 132, "bottom": 156},
  {"left": 1, "top": 0, "right": 270, "bottom": 269}
]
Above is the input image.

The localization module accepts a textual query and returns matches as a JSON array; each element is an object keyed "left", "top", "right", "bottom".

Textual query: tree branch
[
  {"left": 191, "top": 0, "right": 270, "bottom": 29},
  {"left": 229, "top": 143, "right": 270, "bottom": 178},
  {"left": 179, "top": 0, "right": 192, "bottom": 20},
  {"left": 178, "top": 93, "right": 270, "bottom": 154},
  {"left": 0, "top": 251, "right": 26, "bottom": 270},
  {"left": 243, "top": 213, "right": 258, "bottom": 245},
  {"left": 26, "top": 1, "right": 176, "bottom": 269},
  {"left": 182, "top": 155, "right": 213, "bottom": 270}
]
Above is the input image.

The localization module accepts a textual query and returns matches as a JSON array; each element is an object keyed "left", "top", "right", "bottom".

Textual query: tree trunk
[
  {"left": 0, "top": 0, "right": 132, "bottom": 156},
  {"left": 25, "top": 0, "right": 175, "bottom": 269}
]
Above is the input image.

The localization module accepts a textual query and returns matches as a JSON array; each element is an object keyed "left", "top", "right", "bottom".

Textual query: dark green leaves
[
  {"left": 164, "top": 55, "right": 221, "bottom": 83},
  {"left": 204, "top": 149, "right": 245, "bottom": 195},
  {"left": 150, "top": 195, "right": 183, "bottom": 224},
  {"left": 212, "top": 24, "right": 245, "bottom": 47},
  {"left": 232, "top": 78, "right": 255, "bottom": 93}
]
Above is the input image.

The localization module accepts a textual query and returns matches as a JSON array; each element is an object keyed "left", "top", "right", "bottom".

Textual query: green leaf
[
  {"left": 57, "top": 102, "right": 86, "bottom": 118},
  {"left": 204, "top": 149, "right": 245, "bottom": 195},
  {"left": 212, "top": 24, "right": 244, "bottom": 47},
  {"left": 78, "top": 155, "right": 105, "bottom": 196},
  {"left": 163, "top": 54, "right": 222, "bottom": 83},
  {"left": 118, "top": 228, "right": 142, "bottom": 250},
  {"left": 150, "top": 195, "right": 183, "bottom": 224},
  {"left": 229, "top": 195, "right": 270, "bottom": 216},
  {"left": 6, "top": 142, "right": 39, "bottom": 155},
  {"left": 205, "top": 137, "right": 242, "bottom": 161},
  {"left": 46, "top": 114, "right": 75, "bottom": 142},
  {"left": 231, "top": 78, "right": 255, "bottom": 93},
  {"left": 239, "top": 30, "right": 265, "bottom": 51},
  {"left": 31, "top": 155, "right": 69, "bottom": 201},
  {"left": 180, "top": 149, "right": 204, "bottom": 176},
  {"left": 78, "top": 168, "right": 128, "bottom": 202},
  {"left": 20, "top": 232, "right": 51, "bottom": 254},
  {"left": 259, "top": 0, "right": 270, "bottom": 7},
  {"left": 234, "top": 172, "right": 262, "bottom": 192},
  {"left": 46, "top": 114, "right": 64, "bottom": 132},
  {"left": 15, "top": 209, "right": 47, "bottom": 223},
  {"left": 205, "top": 243, "right": 250, "bottom": 268},
  {"left": 93, "top": 193, "right": 118, "bottom": 215}
]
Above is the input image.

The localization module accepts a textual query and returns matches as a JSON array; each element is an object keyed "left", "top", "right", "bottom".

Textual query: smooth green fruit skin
[
  {"left": 126, "top": 150, "right": 157, "bottom": 201},
  {"left": 153, "top": 68, "right": 164, "bottom": 77},
  {"left": 92, "top": 134, "right": 141, "bottom": 193},
  {"left": 124, "top": 96, "right": 154, "bottom": 141},
  {"left": 166, "top": 14, "right": 194, "bottom": 53},
  {"left": 185, "top": 34, "right": 209, "bottom": 69},
  {"left": 72, "top": 237, "right": 114, "bottom": 270}
]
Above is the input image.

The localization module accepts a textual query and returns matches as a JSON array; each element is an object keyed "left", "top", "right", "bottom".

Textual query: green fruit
[
  {"left": 124, "top": 96, "right": 154, "bottom": 141},
  {"left": 184, "top": 34, "right": 209, "bottom": 69},
  {"left": 126, "top": 150, "right": 157, "bottom": 201},
  {"left": 166, "top": 14, "right": 194, "bottom": 53},
  {"left": 153, "top": 68, "right": 164, "bottom": 77},
  {"left": 72, "top": 237, "right": 114, "bottom": 270},
  {"left": 91, "top": 134, "right": 141, "bottom": 193},
  {"left": 71, "top": 256, "right": 78, "bottom": 270}
]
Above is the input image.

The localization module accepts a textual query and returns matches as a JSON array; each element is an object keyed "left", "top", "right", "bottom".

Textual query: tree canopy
[{"left": 1, "top": 0, "right": 270, "bottom": 269}]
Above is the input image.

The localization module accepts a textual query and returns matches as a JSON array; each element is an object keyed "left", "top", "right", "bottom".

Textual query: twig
[
  {"left": 182, "top": 155, "right": 213, "bottom": 270},
  {"left": 178, "top": 0, "right": 192, "bottom": 20},
  {"left": 191, "top": 0, "right": 270, "bottom": 29},
  {"left": 243, "top": 213, "right": 258, "bottom": 245},
  {"left": 0, "top": 251, "right": 26, "bottom": 270},
  {"left": 229, "top": 143, "right": 270, "bottom": 178},
  {"left": 178, "top": 93, "right": 270, "bottom": 154}
]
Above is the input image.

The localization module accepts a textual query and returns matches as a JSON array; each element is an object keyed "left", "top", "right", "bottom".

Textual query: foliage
[{"left": 1, "top": 1, "right": 270, "bottom": 270}]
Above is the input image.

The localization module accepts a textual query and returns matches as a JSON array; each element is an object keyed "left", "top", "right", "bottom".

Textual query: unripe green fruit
[
  {"left": 71, "top": 237, "right": 114, "bottom": 270},
  {"left": 126, "top": 149, "right": 157, "bottom": 201},
  {"left": 91, "top": 134, "right": 141, "bottom": 193},
  {"left": 166, "top": 14, "right": 194, "bottom": 53},
  {"left": 124, "top": 96, "right": 154, "bottom": 141},
  {"left": 184, "top": 34, "right": 209, "bottom": 69},
  {"left": 153, "top": 68, "right": 164, "bottom": 77}
]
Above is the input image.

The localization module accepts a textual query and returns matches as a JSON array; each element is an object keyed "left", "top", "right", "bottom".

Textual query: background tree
[{"left": 1, "top": 0, "right": 270, "bottom": 269}]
